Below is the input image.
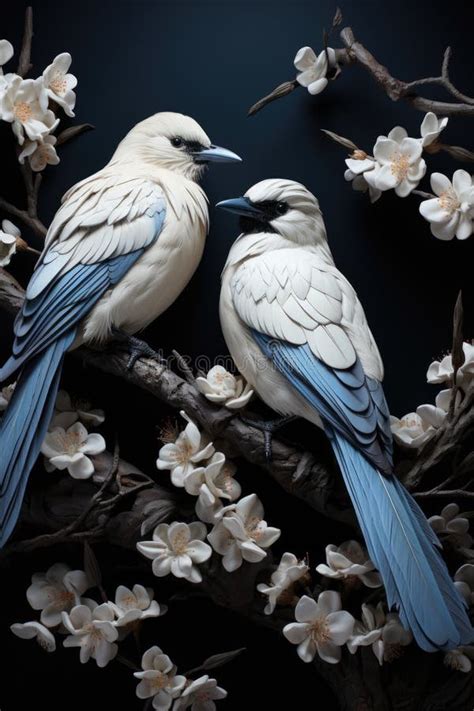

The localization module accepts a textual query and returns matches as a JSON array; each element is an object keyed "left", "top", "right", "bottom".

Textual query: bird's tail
[
  {"left": 0, "top": 332, "right": 75, "bottom": 547},
  {"left": 328, "top": 427, "right": 473, "bottom": 651}
]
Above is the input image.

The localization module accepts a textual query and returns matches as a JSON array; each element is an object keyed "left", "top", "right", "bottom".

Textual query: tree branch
[
  {"left": 0, "top": 196, "right": 47, "bottom": 238},
  {"left": 0, "top": 268, "right": 353, "bottom": 527},
  {"left": 249, "top": 25, "right": 474, "bottom": 117}
]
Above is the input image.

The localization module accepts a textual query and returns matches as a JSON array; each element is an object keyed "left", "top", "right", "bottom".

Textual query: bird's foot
[
  {"left": 240, "top": 414, "right": 297, "bottom": 460},
  {"left": 111, "top": 329, "right": 164, "bottom": 371}
]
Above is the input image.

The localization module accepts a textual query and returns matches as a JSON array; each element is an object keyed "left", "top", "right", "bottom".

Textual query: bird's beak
[
  {"left": 194, "top": 144, "right": 242, "bottom": 164},
  {"left": 216, "top": 196, "right": 263, "bottom": 217}
]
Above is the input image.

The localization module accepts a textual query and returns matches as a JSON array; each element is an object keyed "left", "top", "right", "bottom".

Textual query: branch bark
[{"left": 0, "top": 268, "right": 352, "bottom": 526}]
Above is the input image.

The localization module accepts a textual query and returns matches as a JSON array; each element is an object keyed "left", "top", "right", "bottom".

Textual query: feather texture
[
  {"left": 0, "top": 332, "right": 75, "bottom": 546},
  {"left": 231, "top": 246, "right": 382, "bottom": 379},
  {"left": 253, "top": 331, "right": 473, "bottom": 651}
]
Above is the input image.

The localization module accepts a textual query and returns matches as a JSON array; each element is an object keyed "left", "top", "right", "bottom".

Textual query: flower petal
[
  {"left": 294, "top": 46, "right": 317, "bottom": 71},
  {"left": 295, "top": 595, "right": 318, "bottom": 623}
]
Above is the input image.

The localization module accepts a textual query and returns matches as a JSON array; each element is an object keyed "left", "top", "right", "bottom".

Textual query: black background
[{"left": 1, "top": 1, "right": 474, "bottom": 709}]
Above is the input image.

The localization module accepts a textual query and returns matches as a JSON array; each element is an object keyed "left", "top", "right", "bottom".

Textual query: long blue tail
[
  {"left": 0, "top": 332, "right": 75, "bottom": 546},
  {"left": 329, "top": 427, "right": 473, "bottom": 651}
]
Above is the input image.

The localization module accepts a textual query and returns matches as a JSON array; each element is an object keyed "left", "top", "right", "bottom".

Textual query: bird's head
[
  {"left": 112, "top": 112, "right": 241, "bottom": 180},
  {"left": 216, "top": 178, "right": 327, "bottom": 248}
]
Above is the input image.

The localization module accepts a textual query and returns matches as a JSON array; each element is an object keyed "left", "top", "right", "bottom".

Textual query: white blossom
[
  {"left": 0, "top": 40, "right": 16, "bottom": 101},
  {"left": 347, "top": 603, "right": 411, "bottom": 665},
  {"left": 316, "top": 540, "right": 382, "bottom": 588},
  {"left": 283, "top": 592, "right": 354, "bottom": 664},
  {"left": 0, "top": 382, "right": 15, "bottom": 410},
  {"left": 444, "top": 647, "right": 474, "bottom": 673},
  {"left": 454, "top": 564, "right": 474, "bottom": 605},
  {"left": 10, "top": 621, "right": 56, "bottom": 652},
  {"left": 420, "top": 112, "right": 448, "bottom": 147},
  {"left": 27, "top": 562, "right": 90, "bottom": 627},
  {"left": 41, "top": 421, "right": 106, "bottom": 479},
  {"left": 257, "top": 552, "right": 309, "bottom": 615},
  {"left": 0, "top": 218, "right": 20, "bottom": 267},
  {"left": 294, "top": 46, "right": 336, "bottom": 96},
  {"left": 109, "top": 584, "right": 166, "bottom": 627},
  {"left": 0, "top": 39, "right": 14, "bottom": 74},
  {"left": 134, "top": 646, "right": 186, "bottom": 710},
  {"left": 19, "top": 134, "right": 60, "bottom": 172},
  {"left": 137, "top": 521, "right": 212, "bottom": 584},
  {"left": 428, "top": 503, "right": 472, "bottom": 548},
  {"left": 42, "top": 52, "right": 77, "bottom": 117},
  {"left": 62, "top": 602, "right": 118, "bottom": 667},
  {"left": 416, "top": 388, "right": 456, "bottom": 431},
  {"left": 0, "top": 76, "right": 59, "bottom": 144},
  {"left": 173, "top": 675, "right": 227, "bottom": 711},
  {"left": 157, "top": 411, "right": 214, "bottom": 487},
  {"left": 51, "top": 389, "right": 105, "bottom": 429},
  {"left": 365, "top": 127, "right": 426, "bottom": 197},
  {"left": 390, "top": 412, "right": 435, "bottom": 449},
  {"left": 184, "top": 451, "right": 241, "bottom": 524},
  {"left": 427, "top": 341, "right": 474, "bottom": 388},
  {"left": 207, "top": 493, "right": 281, "bottom": 572},
  {"left": 196, "top": 365, "right": 253, "bottom": 409},
  {"left": 419, "top": 170, "right": 474, "bottom": 241},
  {"left": 344, "top": 152, "right": 381, "bottom": 203}
]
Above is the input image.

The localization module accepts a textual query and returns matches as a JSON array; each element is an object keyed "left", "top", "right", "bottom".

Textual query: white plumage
[
  {"left": 0, "top": 111, "right": 241, "bottom": 547},
  {"left": 218, "top": 179, "right": 474, "bottom": 651},
  {"left": 34, "top": 113, "right": 213, "bottom": 344},
  {"left": 220, "top": 179, "right": 383, "bottom": 424}
]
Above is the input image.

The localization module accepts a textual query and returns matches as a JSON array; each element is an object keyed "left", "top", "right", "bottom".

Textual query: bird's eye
[
  {"left": 171, "top": 137, "right": 183, "bottom": 147},
  {"left": 276, "top": 202, "right": 288, "bottom": 215}
]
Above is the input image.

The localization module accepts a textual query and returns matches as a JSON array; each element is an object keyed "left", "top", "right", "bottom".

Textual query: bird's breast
[{"left": 82, "top": 211, "right": 207, "bottom": 342}]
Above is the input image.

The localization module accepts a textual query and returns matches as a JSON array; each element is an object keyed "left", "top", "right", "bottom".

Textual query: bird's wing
[
  {"left": 231, "top": 248, "right": 392, "bottom": 471},
  {"left": 1, "top": 176, "right": 166, "bottom": 380}
]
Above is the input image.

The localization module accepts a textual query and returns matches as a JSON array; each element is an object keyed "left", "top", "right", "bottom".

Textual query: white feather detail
[{"left": 230, "top": 246, "right": 381, "bottom": 375}]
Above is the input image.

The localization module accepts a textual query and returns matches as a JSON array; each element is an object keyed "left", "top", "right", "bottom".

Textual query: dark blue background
[{"left": 1, "top": 1, "right": 474, "bottom": 709}]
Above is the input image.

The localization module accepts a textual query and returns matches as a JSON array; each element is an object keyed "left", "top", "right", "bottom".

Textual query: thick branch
[{"left": 0, "top": 269, "right": 351, "bottom": 526}]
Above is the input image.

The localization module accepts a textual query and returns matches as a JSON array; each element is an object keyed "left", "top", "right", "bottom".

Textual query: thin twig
[
  {"left": 172, "top": 349, "right": 196, "bottom": 384},
  {"left": 17, "top": 7, "right": 33, "bottom": 78},
  {"left": 449, "top": 291, "right": 464, "bottom": 420},
  {"left": 405, "top": 47, "right": 474, "bottom": 106},
  {"left": 0, "top": 197, "right": 47, "bottom": 237}
]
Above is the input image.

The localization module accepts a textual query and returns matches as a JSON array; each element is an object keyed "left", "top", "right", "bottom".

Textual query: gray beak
[
  {"left": 194, "top": 144, "right": 242, "bottom": 164},
  {"left": 216, "top": 196, "right": 263, "bottom": 217}
]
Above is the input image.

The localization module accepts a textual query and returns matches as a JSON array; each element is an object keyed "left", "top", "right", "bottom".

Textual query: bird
[
  {"left": 0, "top": 111, "right": 241, "bottom": 547},
  {"left": 217, "top": 178, "right": 473, "bottom": 652}
]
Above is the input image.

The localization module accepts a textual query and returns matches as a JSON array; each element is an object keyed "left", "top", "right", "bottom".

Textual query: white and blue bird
[
  {"left": 218, "top": 178, "right": 473, "bottom": 652},
  {"left": 0, "top": 111, "right": 241, "bottom": 546}
]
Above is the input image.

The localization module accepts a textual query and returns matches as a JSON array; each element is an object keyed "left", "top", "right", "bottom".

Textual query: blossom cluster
[
  {"left": 390, "top": 341, "right": 474, "bottom": 450},
  {"left": 0, "top": 38, "right": 77, "bottom": 172},
  {"left": 139, "top": 397, "right": 281, "bottom": 580},
  {"left": 2, "top": 387, "right": 107, "bottom": 479},
  {"left": 40, "top": 389, "right": 107, "bottom": 480},
  {"left": 344, "top": 114, "right": 474, "bottom": 240},
  {"left": 10, "top": 562, "right": 228, "bottom": 709},
  {"left": 293, "top": 48, "right": 474, "bottom": 241}
]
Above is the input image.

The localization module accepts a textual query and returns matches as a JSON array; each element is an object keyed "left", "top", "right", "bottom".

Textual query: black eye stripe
[
  {"left": 255, "top": 200, "right": 289, "bottom": 219},
  {"left": 170, "top": 137, "right": 206, "bottom": 152}
]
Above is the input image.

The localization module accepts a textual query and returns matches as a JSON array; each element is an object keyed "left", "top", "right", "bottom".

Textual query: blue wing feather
[
  {"left": 254, "top": 332, "right": 392, "bottom": 472},
  {"left": 252, "top": 329, "right": 473, "bottom": 651},
  {"left": 0, "top": 203, "right": 166, "bottom": 546}
]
